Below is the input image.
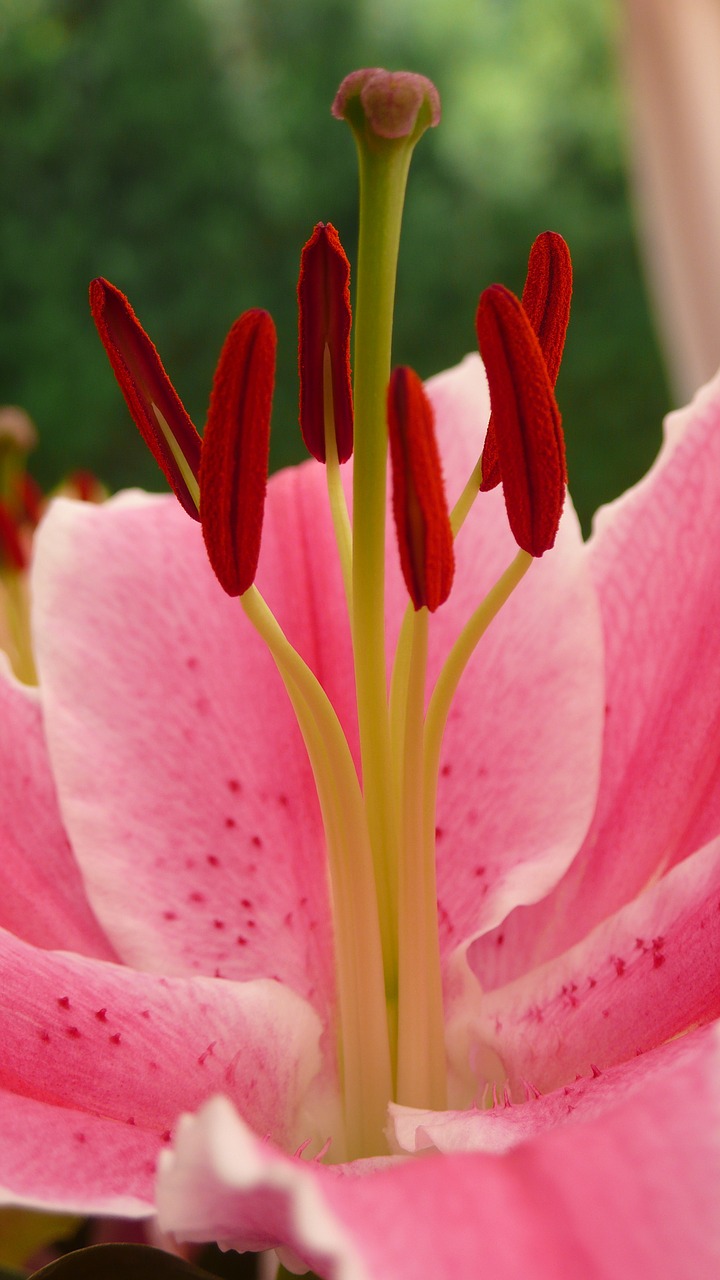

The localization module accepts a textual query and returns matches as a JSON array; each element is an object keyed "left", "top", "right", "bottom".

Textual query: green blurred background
[{"left": 0, "top": 0, "right": 670, "bottom": 531}]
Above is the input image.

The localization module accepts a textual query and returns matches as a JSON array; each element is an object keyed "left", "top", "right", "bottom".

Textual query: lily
[{"left": 0, "top": 68, "right": 718, "bottom": 1279}]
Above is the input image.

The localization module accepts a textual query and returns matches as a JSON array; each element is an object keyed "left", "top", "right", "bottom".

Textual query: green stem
[
  {"left": 396, "top": 607, "right": 446, "bottom": 1108},
  {"left": 388, "top": 601, "right": 415, "bottom": 802},
  {"left": 292, "top": 681, "right": 392, "bottom": 1157},
  {"left": 323, "top": 347, "right": 353, "bottom": 623},
  {"left": 450, "top": 458, "right": 483, "bottom": 536},
  {"left": 1, "top": 570, "right": 36, "bottom": 684},
  {"left": 423, "top": 551, "right": 533, "bottom": 864},
  {"left": 351, "top": 133, "right": 418, "bottom": 1003},
  {"left": 425, "top": 552, "right": 532, "bottom": 767},
  {"left": 240, "top": 587, "right": 392, "bottom": 1157}
]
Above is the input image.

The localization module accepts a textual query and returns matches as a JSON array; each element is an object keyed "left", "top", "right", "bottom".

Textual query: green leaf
[{"left": 28, "top": 1244, "right": 218, "bottom": 1280}]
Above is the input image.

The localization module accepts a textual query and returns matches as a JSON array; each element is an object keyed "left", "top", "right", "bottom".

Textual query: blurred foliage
[
  {"left": 0, "top": 0, "right": 669, "bottom": 528},
  {"left": 0, "top": 1211, "right": 80, "bottom": 1272},
  {"left": 26, "top": 1243, "right": 217, "bottom": 1279}
]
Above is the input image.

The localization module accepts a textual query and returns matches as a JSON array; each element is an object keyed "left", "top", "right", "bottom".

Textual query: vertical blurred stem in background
[{"left": 622, "top": 0, "right": 720, "bottom": 401}]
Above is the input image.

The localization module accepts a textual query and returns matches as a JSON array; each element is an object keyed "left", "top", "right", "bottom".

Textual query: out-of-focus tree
[
  {"left": 1, "top": 0, "right": 669, "bottom": 526},
  {"left": 201, "top": 0, "right": 671, "bottom": 523},
  {"left": 0, "top": 0, "right": 263, "bottom": 490}
]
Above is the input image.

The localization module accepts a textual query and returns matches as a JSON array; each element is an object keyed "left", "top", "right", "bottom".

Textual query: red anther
[
  {"left": 387, "top": 366, "right": 454, "bottom": 611},
  {"left": 0, "top": 501, "right": 26, "bottom": 571},
  {"left": 66, "top": 470, "right": 104, "bottom": 504},
  {"left": 297, "top": 223, "right": 353, "bottom": 463},
  {"left": 89, "top": 279, "right": 202, "bottom": 520},
  {"left": 476, "top": 284, "right": 565, "bottom": 557},
  {"left": 200, "top": 309, "right": 276, "bottom": 598},
  {"left": 480, "top": 231, "right": 572, "bottom": 492},
  {"left": 479, "top": 414, "right": 501, "bottom": 493},
  {"left": 521, "top": 231, "right": 573, "bottom": 389},
  {"left": 16, "top": 473, "right": 44, "bottom": 526}
]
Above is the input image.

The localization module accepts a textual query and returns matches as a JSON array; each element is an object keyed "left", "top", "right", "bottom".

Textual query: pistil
[{"left": 333, "top": 69, "right": 441, "bottom": 1010}]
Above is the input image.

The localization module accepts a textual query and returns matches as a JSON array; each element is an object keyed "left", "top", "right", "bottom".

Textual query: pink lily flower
[{"left": 1, "top": 69, "right": 719, "bottom": 1279}]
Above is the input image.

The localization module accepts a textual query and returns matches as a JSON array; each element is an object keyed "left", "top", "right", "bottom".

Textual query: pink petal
[
  {"left": 31, "top": 487, "right": 346, "bottom": 1017},
  {"left": 420, "top": 357, "right": 604, "bottom": 950},
  {"left": 0, "top": 926, "right": 323, "bottom": 1210},
  {"left": 623, "top": 0, "right": 720, "bottom": 399},
  {"left": 0, "top": 1090, "right": 157, "bottom": 1216},
  {"left": 159, "top": 1098, "right": 367, "bottom": 1271},
  {"left": 0, "top": 661, "right": 114, "bottom": 959},
  {"left": 589, "top": 370, "right": 720, "bottom": 873},
  {"left": 33, "top": 360, "right": 602, "bottom": 998},
  {"left": 390, "top": 1025, "right": 711, "bottom": 1153},
  {"left": 474, "top": 368, "right": 720, "bottom": 984},
  {"left": 158, "top": 1026, "right": 720, "bottom": 1279},
  {"left": 465, "top": 835, "right": 720, "bottom": 1096},
  {"left": 33, "top": 357, "right": 603, "bottom": 999}
]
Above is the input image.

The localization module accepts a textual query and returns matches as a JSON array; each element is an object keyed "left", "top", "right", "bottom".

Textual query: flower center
[{"left": 89, "top": 68, "right": 571, "bottom": 1162}]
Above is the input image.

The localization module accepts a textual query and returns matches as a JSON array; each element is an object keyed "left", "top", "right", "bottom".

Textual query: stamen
[
  {"left": 64, "top": 470, "right": 105, "bottom": 505},
  {"left": 17, "top": 474, "right": 43, "bottom": 526},
  {"left": 200, "top": 309, "right": 275, "bottom": 598},
  {"left": 521, "top": 230, "right": 573, "bottom": 389},
  {"left": 240, "top": 584, "right": 392, "bottom": 1157},
  {"left": 480, "top": 231, "right": 572, "bottom": 492},
  {"left": 0, "top": 501, "right": 26, "bottom": 571},
  {"left": 476, "top": 284, "right": 565, "bottom": 557},
  {"left": 387, "top": 366, "right": 454, "bottom": 612},
  {"left": 298, "top": 223, "right": 353, "bottom": 463},
  {"left": 478, "top": 413, "right": 501, "bottom": 493},
  {"left": 395, "top": 602, "right": 447, "bottom": 1110},
  {"left": 89, "top": 279, "right": 202, "bottom": 519}
]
